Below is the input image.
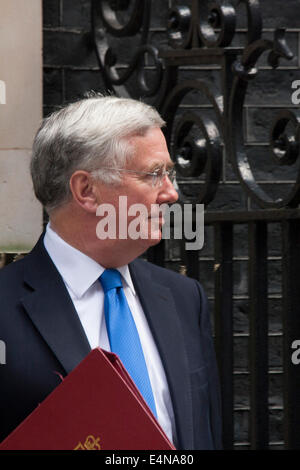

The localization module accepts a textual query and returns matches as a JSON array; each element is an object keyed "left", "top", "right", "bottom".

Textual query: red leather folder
[{"left": 0, "top": 348, "right": 175, "bottom": 450}]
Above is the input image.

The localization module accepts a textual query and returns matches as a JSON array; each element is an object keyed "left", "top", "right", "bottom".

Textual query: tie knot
[{"left": 99, "top": 269, "right": 123, "bottom": 293}]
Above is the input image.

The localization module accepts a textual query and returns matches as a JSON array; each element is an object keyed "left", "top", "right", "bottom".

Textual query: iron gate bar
[
  {"left": 160, "top": 47, "right": 243, "bottom": 66},
  {"left": 248, "top": 221, "right": 269, "bottom": 449},
  {"left": 214, "top": 222, "right": 234, "bottom": 449},
  {"left": 180, "top": 239, "right": 200, "bottom": 280},
  {"left": 281, "top": 219, "right": 300, "bottom": 449},
  {"left": 147, "top": 239, "right": 165, "bottom": 267},
  {"left": 205, "top": 209, "right": 300, "bottom": 224}
]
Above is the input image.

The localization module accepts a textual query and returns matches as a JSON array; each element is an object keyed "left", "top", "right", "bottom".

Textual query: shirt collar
[
  {"left": 43, "top": 223, "right": 136, "bottom": 298},
  {"left": 118, "top": 264, "right": 136, "bottom": 295}
]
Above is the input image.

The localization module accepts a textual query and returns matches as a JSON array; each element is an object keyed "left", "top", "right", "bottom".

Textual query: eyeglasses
[{"left": 101, "top": 167, "right": 176, "bottom": 188}]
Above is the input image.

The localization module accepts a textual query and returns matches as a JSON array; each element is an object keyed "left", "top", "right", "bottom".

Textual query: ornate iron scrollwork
[
  {"left": 92, "top": 0, "right": 174, "bottom": 101},
  {"left": 229, "top": 28, "right": 297, "bottom": 208},
  {"left": 92, "top": 0, "right": 298, "bottom": 208},
  {"left": 161, "top": 79, "right": 223, "bottom": 204}
]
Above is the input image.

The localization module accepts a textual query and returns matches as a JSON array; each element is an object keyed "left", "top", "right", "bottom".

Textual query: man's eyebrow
[
  {"left": 166, "top": 162, "right": 175, "bottom": 170},
  {"left": 148, "top": 161, "right": 175, "bottom": 172}
]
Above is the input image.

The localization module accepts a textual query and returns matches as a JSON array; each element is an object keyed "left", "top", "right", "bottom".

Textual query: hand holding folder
[{"left": 0, "top": 348, "right": 175, "bottom": 450}]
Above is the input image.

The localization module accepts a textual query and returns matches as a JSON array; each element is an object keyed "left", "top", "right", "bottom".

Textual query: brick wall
[
  {"left": 43, "top": 0, "right": 106, "bottom": 116},
  {"left": 43, "top": 0, "right": 300, "bottom": 449}
]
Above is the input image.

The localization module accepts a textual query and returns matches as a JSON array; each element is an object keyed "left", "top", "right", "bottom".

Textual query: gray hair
[{"left": 30, "top": 95, "right": 165, "bottom": 213}]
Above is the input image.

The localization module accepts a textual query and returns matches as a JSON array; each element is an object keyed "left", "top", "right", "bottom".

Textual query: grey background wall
[
  {"left": 42, "top": 0, "right": 300, "bottom": 448},
  {"left": 0, "top": 0, "right": 43, "bottom": 252}
]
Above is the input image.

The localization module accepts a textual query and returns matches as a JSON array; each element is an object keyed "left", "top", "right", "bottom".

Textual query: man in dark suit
[{"left": 0, "top": 96, "right": 222, "bottom": 449}]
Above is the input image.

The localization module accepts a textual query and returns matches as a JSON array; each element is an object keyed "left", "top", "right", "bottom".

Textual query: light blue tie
[{"left": 99, "top": 269, "right": 157, "bottom": 417}]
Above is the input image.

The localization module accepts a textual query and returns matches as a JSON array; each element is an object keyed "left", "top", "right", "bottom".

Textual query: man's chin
[
  {"left": 139, "top": 229, "right": 162, "bottom": 248},
  {"left": 149, "top": 232, "right": 163, "bottom": 245}
]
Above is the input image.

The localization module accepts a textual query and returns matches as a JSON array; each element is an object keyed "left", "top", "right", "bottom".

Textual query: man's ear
[{"left": 69, "top": 170, "right": 100, "bottom": 213}]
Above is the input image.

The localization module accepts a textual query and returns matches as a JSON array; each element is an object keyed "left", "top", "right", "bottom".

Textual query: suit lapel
[
  {"left": 20, "top": 236, "right": 91, "bottom": 374},
  {"left": 19, "top": 237, "right": 193, "bottom": 447},
  {"left": 130, "top": 260, "right": 194, "bottom": 450}
]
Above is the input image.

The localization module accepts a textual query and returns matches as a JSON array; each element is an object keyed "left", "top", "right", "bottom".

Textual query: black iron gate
[{"left": 91, "top": 0, "right": 300, "bottom": 449}]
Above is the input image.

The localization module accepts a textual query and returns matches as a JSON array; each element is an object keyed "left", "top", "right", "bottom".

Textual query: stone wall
[{"left": 0, "top": 0, "right": 43, "bottom": 252}]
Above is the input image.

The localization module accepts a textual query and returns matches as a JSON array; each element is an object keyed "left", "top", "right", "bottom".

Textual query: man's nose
[{"left": 157, "top": 175, "right": 179, "bottom": 203}]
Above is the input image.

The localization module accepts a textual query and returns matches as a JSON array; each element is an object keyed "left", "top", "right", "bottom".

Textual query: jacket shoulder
[
  {"left": 0, "top": 255, "right": 30, "bottom": 302},
  {"left": 0, "top": 255, "right": 27, "bottom": 281},
  {"left": 132, "top": 257, "right": 204, "bottom": 295}
]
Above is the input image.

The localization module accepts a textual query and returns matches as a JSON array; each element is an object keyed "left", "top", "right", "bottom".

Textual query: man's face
[{"left": 95, "top": 127, "right": 178, "bottom": 257}]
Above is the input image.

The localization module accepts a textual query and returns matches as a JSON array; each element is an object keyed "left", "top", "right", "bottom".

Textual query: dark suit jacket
[{"left": 0, "top": 235, "right": 222, "bottom": 449}]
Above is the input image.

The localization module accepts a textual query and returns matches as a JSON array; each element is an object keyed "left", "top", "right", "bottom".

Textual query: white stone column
[{"left": 0, "top": 0, "right": 43, "bottom": 252}]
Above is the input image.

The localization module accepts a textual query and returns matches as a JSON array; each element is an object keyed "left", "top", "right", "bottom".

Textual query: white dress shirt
[{"left": 43, "top": 224, "right": 176, "bottom": 445}]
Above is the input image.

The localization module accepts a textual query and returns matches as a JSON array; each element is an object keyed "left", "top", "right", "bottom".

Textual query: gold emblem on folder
[{"left": 74, "top": 435, "right": 101, "bottom": 450}]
